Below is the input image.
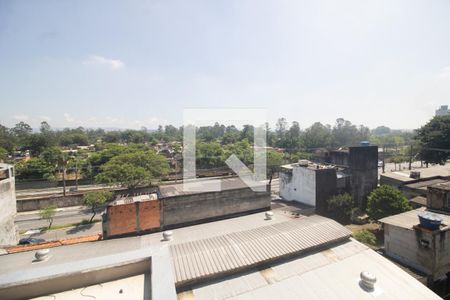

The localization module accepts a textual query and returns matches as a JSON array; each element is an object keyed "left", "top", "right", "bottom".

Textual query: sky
[{"left": 1, "top": 0, "right": 450, "bottom": 130}]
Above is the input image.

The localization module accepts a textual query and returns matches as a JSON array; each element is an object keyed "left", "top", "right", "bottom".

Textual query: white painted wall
[
  {"left": 0, "top": 164, "right": 17, "bottom": 246},
  {"left": 280, "top": 166, "right": 316, "bottom": 206}
]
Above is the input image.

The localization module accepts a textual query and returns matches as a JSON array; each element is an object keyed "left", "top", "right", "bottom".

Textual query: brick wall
[{"left": 103, "top": 200, "right": 161, "bottom": 238}]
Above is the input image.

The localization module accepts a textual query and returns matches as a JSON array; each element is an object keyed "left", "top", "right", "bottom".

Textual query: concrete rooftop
[
  {"left": 0, "top": 202, "right": 441, "bottom": 299},
  {"left": 379, "top": 207, "right": 450, "bottom": 230}
]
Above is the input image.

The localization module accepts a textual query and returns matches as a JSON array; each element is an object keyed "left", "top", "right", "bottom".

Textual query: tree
[
  {"left": 266, "top": 150, "right": 284, "bottom": 185},
  {"left": 327, "top": 193, "right": 354, "bottom": 223},
  {"left": 15, "top": 158, "right": 55, "bottom": 180},
  {"left": 302, "top": 122, "right": 331, "bottom": 149},
  {"left": 372, "top": 126, "right": 391, "bottom": 135},
  {"left": 367, "top": 185, "right": 411, "bottom": 220},
  {"left": 0, "top": 147, "right": 7, "bottom": 162},
  {"left": 96, "top": 150, "right": 169, "bottom": 189},
  {"left": 416, "top": 115, "right": 450, "bottom": 165},
  {"left": 285, "top": 121, "right": 302, "bottom": 150},
  {"left": 196, "top": 142, "right": 224, "bottom": 169},
  {"left": 39, "top": 205, "right": 57, "bottom": 228},
  {"left": 40, "top": 146, "right": 63, "bottom": 166},
  {"left": 331, "top": 118, "right": 360, "bottom": 147},
  {"left": 275, "top": 118, "right": 288, "bottom": 148},
  {"left": 11, "top": 121, "right": 32, "bottom": 150},
  {"left": 83, "top": 191, "right": 112, "bottom": 222}
]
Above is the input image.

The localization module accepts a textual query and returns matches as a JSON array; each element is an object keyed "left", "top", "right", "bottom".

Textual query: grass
[
  {"left": 345, "top": 222, "right": 384, "bottom": 248},
  {"left": 37, "top": 219, "right": 101, "bottom": 233}
]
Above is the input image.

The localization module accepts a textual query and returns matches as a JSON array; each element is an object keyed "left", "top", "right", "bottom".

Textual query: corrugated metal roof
[
  {"left": 185, "top": 240, "right": 440, "bottom": 300},
  {"left": 170, "top": 215, "right": 351, "bottom": 286}
]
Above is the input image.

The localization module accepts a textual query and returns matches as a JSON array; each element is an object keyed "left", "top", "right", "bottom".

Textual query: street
[{"left": 15, "top": 206, "right": 103, "bottom": 231}]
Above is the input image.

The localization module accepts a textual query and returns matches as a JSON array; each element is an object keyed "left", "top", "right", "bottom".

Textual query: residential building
[
  {"left": 0, "top": 164, "right": 17, "bottom": 247},
  {"left": 436, "top": 105, "right": 450, "bottom": 116},
  {"left": 427, "top": 182, "right": 450, "bottom": 213},
  {"left": 279, "top": 161, "right": 338, "bottom": 213},
  {"left": 380, "top": 208, "right": 450, "bottom": 285},
  {"left": 380, "top": 162, "right": 450, "bottom": 188},
  {"left": 279, "top": 144, "right": 378, "bottom": 211}
]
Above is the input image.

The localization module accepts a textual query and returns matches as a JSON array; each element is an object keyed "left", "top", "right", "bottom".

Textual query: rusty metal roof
[{"left": 170, "top": 215, "right": 351, "bottom": 286}]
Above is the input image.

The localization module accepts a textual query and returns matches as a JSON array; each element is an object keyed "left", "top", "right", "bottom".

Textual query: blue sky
[{"left": 1, "top": 0, "right": 450, "bottom": 130}]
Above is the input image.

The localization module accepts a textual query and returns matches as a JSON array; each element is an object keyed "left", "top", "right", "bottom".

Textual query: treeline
[
  {"left": 2, "top": 115, "right": 447, "bottom": 184},
  {"left": 0, "top": 117, "right": 416, "bottom": 162}
]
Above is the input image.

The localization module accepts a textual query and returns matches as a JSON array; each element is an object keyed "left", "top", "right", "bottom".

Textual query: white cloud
[
  {"left": 438, "top": 66, "right": 450, "bottom": 78},
  {"left": 64, "top": 113, "right": 75, "bottom": 123},
  {"left": 39, "top": 115, "right": 51, "bottom": 122},
  {"left": 13, "top": 114, "right": 29, "bottom": 121},
  {"left": 83, "top": 55, "right": 125, "bottom": 71}
]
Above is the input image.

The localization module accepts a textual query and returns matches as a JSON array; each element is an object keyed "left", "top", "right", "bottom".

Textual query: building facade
[
  {"left": 436, "top": 105, "right": 450, "bottom": 116},
  {"left": 0, "top": 164, "right": 17, "bottom": 246},
  {"left": 381, "top": 208, "right": 450, "bottom": 284},
  {"left": 279, "top": 162, "right": 337, "bottom": 213},
  {"left": 279, "top": 144, "right": 378, "bottom": 211}
]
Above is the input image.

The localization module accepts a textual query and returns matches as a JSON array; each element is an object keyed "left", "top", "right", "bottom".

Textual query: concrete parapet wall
[{"left": 162, "top": 187, "right": 271, "bottom": 227}]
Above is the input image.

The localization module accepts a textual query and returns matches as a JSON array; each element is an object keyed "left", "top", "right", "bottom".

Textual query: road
[
  {"left": 16, "top": 184, "right": 112, "bottom": 198},
  {"left": 15, "top": 206, "right": 103, "bottom": 231}
]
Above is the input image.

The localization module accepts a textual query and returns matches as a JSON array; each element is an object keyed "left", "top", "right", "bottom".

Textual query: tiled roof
[{"left": 170, "top": 215, "right": 351, "bottom": 286}]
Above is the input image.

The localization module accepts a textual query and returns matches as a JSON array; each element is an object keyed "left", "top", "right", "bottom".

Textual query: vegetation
[
  {"left": 0, "top": 116, "right": 438, "bottom": 184},
  {"left": 353, "top": 229, "right": 377, "bottom": 246},
  {"left": 266, "top": 150, "right": 285, "bottom": 185},
  {"left": 416, "top": 115, "right": 450, "bottom": 165},
  {"left": 367, "top": 185, "right": 412, "bottom": 220},
  {"left": 95, "top": 150, "right": 169, "bottom": 189},
  {"left": 39, "top": 205, "right": 57, "bottom": 228},
  {"left": 327, "top": 193, "right": 354, "bottom": 223},
  {"left": 83, "top": 191, "right": 113, "bottom": 222}
]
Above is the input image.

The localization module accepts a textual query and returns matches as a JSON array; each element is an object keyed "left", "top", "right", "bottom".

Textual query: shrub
[
  {"left": 39, "top": 205, "right": 57, "bottom": 228},
  {"left": 367, "top": 185, "right": 411, "bottom": 220},
  {"left": 353, "top": 229, "right": 376, "bottom": 246},
  {"left": 327, "top": 193, "right": 354, "bottom": 223},
  {"left": 83, "top": 191, "right": 113, "bottom": 222}
]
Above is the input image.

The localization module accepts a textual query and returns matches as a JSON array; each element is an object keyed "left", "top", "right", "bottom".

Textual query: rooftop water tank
[{"left": 418, "top": 212, "right": 442, "bottom": 231}]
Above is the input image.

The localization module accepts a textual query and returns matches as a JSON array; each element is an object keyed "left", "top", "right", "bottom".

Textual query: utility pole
[
  {"left": 62, "top": 165, "right": 66, "bottom": 196},
  {"left": 408, "top": 144, "right": 413, "bottom": 170},
  {"left": 75, "top": 157, "right": 78, "bottom": 190},
  {"left": 382, "top": 145, "right": 385, "bottom": 173}
]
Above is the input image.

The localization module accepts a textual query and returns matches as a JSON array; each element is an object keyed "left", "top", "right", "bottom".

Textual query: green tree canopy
[
  {"left": 367, "top": 185, "right": 411, "bottom": 220},
  {"left": 196, "top": 141, "right": 224, "bottom": 169},
  {"left": 416, "top": 115, "right": 450, "bottom": 164},
  {"left": 266, "top": 150, "right": 284, "bottom": 184},
  {"left": 83, "top": 190, "right": 113, "bottom": 222},
  {"left": 327, "top": 193, "right": 354, "bottom": 223},
  {"left": 15, "top": 158, "right": 55, "bottom": 180},
  {"left": 39, "top": 205, "right": 57, "bottom": 228},
  {"left": 96, "top": 150, "right": 169, "bottom": 189}
]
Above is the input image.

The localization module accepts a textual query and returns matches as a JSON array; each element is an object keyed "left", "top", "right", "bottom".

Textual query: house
[
  {"left": 380, "top": 208, "right": 450, "bottom": 285},
  {"left": 279, "top": 144, "right": 378, "bottom": 211},
  {"left": 279, "top": 161, "right": 339, "bottom": 213}
]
